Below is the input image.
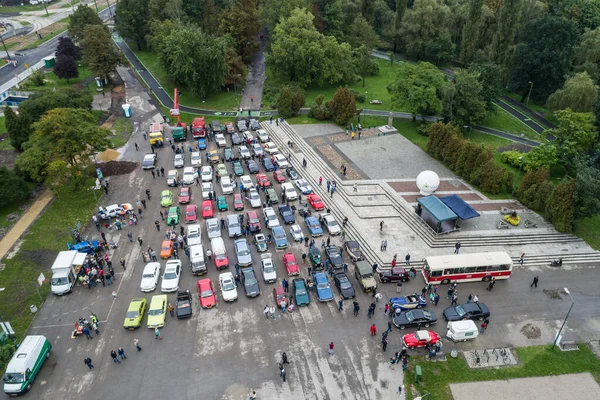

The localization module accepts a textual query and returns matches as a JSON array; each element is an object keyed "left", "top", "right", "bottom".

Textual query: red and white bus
[
  {"left": 422, "top": 252, "right": 513, "bottom": 285},
  {"left": 191, "top": 117, "right": 206, "bottom": 138}
]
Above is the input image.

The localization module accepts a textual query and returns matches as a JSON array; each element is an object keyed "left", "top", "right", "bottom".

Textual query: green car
[
  {"left": 217, "top": 163, "right": 228, "bottom": 178},
  {"left": 160, "top": 190, "right": 173, "bottom": 207},
  {"left": 266, "top": 188, "right": 279, "bottom": 204},
  {"left": 224, "top": 147, "right": 234, "bottom": 161},
  {"left": 254, "top": 233, "right": 268, "bottom": 252},
  {"left": 232, "top": 160, "right": 244, "bottom": 176},
  {"left": 167, "top": 206, "right": 180, "bottom": 226},
  {"left": 217, "top": 196, "right": 228, "bottom": 211},
  {"left": 309, "top": 245, "right": 322, "bottom": 268},
  {"left": 124, "top": 298, "right": 147, "bottom": 330}
]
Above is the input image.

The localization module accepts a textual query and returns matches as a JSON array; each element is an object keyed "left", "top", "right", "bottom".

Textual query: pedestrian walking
[
  {"left": 405, "top": 253, "right": 410, "bottom": 265},
  {"left": 155, "top": 220, "right": 160, "bottom": 231},
  {"left": 338, "top": 298, "right": 343, "bottom": 312},
  {"left": 168, "top": 303, "right": 174, "bottom": 317},
  {"left": 380, "top": 221, "right": 384, "bottom": 231},
  {"left": 473, "top": 294, "right": 479, "bottom": 303},
  {"left": 319, "top": 176, "right": 323, "bottom": 186},
  {"left": 110, "top": 350, "right": 121, "bottom": 363},
  {"left": 282, "top": 352, "right": 290, "bottom": 365},
  {"left": 382, "top": 337, "right": 388, "bottom": 352},
  {"left": 282, "top": 279, "right": 289, "bottom": 293},
  {"left": 84, "top": 357, "right": 94, "bottom": 370},
  {"left": 92, "top": 322, "right": 100, "bottom": 335},
  {"left": 387, "top": 320, "right": 392, "bottom": 333},
  {"left": 434, "top": 294, "right": 440, "bottom": 306},
  {"left": 380, "top": 240, "right": 385, "bottom": 251},
  {"left": 368, "top": 303, "right": 375, "bottom": 318},
  {"left": 487, "top": 278, "right": 496, "bottom": 291},
  {"left": 264, "top": 305, "right": 270, "bottom": 319},
  {"left": 146, "top": 189, "right": 151, "bottom": 200},
  {"left": 83, "top": 327, "right": 92, "bottom": 339},
  {"left": 353, "top": 301, "right": 360, "bottom": 316},
  {"left": 127, "top": 231, "right": 133, "bottom": 243},
  {"left": 304, "top": 237, "right": 309, "bottom": 247},
  {"left": 134, "top": 338, "right": 142, "bottom": 351},
  {"left": 159, "top": 210, "right": 164, "bottom": 221},
  {"left": 141, "top": 199, "right": 146, "bottom": 209},
  {"left": 118, "top": 347, "right": 127, "bottom": 360},
  {"left": 281, "top": 367, "right": 286, "bottom": 382},
  {"left": 454, "top": 242, "right": 461, "bottom": 253},
  {"left": 520, "top": 253, "right": 525, "bottom": 265},
  {"left": 384, "top": 303, "right": 389, "bottom": 316},
  {"left": 328, "top": 342, "right": 335, "bottom": 356},
  {"left": 531, "top": 276, "right": 539, "bottom": 288},
  {"left": 370, "top": 324, "right": 377, "bottom": 336},
  {"left": 151, "top": 170, "right": 155, "bottom": 179},
  {"left": 154, "top": 327, "right": 162, "bottom": 340},
  {"left": 353, "top": 183, "right": 358, "bottom": 192},
  {"left": 467, "top": 293, "right": 473, "bottom": 304},
  {"left": 137, "top": 237, "right": 143, "bottom": 247},
  {"left": 480, "top": 319, "right": 489, "bottom": 334},
  {"left": 398, "top": 385, "right": 405, "bottom": 395},
  {"left": 451, "top": 293, "right": 458, "bottom": 305},
  {"left": 160, "top": 167, "right": 165, "bottom": 176},
  {"left": 326, "top": 181, "right": 331, "bottom": 192}
]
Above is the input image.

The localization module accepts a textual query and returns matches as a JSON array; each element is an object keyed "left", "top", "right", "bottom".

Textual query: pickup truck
[
  {"left": 172, "top": 126, "right": 187, "bottom": 142},
  {"left": 355, "top": 260, "right": 377, "bottom": 293},
  {"left": 176, "top": 290, "right": 193, "bottom": 319}
]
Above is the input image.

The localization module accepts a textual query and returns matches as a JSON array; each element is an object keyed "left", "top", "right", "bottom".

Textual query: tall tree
[
  {"left": 546, "top": 179, "right": 576, "bottom": 233},
  {"left": 67, "top": 4, "right": 105, "bottom": 43},
  {"left": 394, "top": 0, "right": 408, "bottom": 52},
  {"left": 81, "top": 25, "right": 122, "bottom": 81},
  {"left": 574, "top": 163, "right": 600, "bottom": 219},
  {"left": 219, "top": 0, "right": 260, "bottom": 61},
  {"left": 259, "top": 0, "right": 307, "bottom": 31},
  {"left": 399, "top": 0, "right": 454, "bottom": 60},
  {"left": 0, "top": 166, "right": 29, "bottom": 208},
  {"left": 574, "top": 27, "right": 600, "bottom": 79},
  {"left": 5, "top": 107, "right": 29, "bottom": 151},
  {"left": 550, "top": 108, "right": 598, "bottom": 155},
  {"left": 490, "top": 0, "right": 524, "bottom": 72},
  {"left": 200, "top": 0, "right": 220, "bottom": 35},
  {"left": 442, "top": 69, "right": 487, "bottom": 127},
  {"left": 387, "top": 61, "right": 447, "bottom": 120},
  {"left": 53, "top": 54, "right": 79, "bottom": 82},
  {"left": 510, "top": 16, "right": 579, "bottom": 102},
  {"left": 362, "top": 0, "right": 376, "bottom": 24},
  {"left": 116, "top": 0, "right": 150, "bottom": 50},
  {"left": 344, "top": 15, "right": 379, "bottom": 50},
  {"left": 353, "top": 45, "right": 374, "bottom": 88},
  {"left": 547, "top": 72, "right": 599, "bottom": 112},
  {"left": 320, "top": 0, "right": 344, "bottom": 38},
  {"left": 469, "top": 62, "right": 502, "bottom": 111},
  {"left": 327, "top": 87, "right": 357, "bottom": 125},
  {"left": 460, "top": 0, "right": 484, "bottom": 65},
  {"left": 55, "top": 37, "right": 80, "bottom": 60},
  {"left": 548, "top": 0, "right": 600, "bottom": 32}
]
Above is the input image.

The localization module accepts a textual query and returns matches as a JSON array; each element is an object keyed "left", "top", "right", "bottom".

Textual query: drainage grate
[{"left": 368, "top": 197, "right": 373, "bottom": 201}]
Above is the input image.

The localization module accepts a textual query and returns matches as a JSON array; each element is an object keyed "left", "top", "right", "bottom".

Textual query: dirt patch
[
  {"left": 96, "top": 160, "right": 137, "bottom": 177},
  {"left": 521, "top": 323, "right": 542, "bottom": 339},
  {"left": 497, "top": 143, "right": 534, "bottom": 153},
  {"left": 20, "top": 249, "right": 57, "bottom": 269},
  {"left": 0, "top": 149, "right": 19, "bottom": 169},
  {"left": 97, "top": 149, "right": 121, "bottom": 162},
  {"left": 543, "top": 288, "right": 564, "bottom": 300}
]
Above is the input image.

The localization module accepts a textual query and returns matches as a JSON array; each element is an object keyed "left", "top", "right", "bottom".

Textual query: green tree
[
  {"left": 327, "top": 87, "right": 357, "bottom": 125},
  {"left": 574, "top": 27, "right": 600, "bottom": 79},
  {"left": 546, "top": 179, "right": 576, "bottom": 232},
  {"left": 460, "top": 0, "right": 484, "bottom": 65},
  {"left": 468, "top": 62, "right": 502, "bottom": 112},
  {"left": 516, "top": 168, "right": 550, "bottom": 198},
  {"left": 55, "top": 37, "right": 80, "bottom": 60},
  {"left": 200, "top": 0, "right": 220, "bottom": 35},
  {"left": 319, "top": 0, "right": 345, "bottom": 37},
  {"left": 510, "top": 16, "right": 579, "bottom": 102},
  {"left": 0, "top": 166, "right": 29, "bottom": 208},
  {"left": 277, "top": 84, "right": 306, "bottom": 118},
  {"left": 67, "top": 4, "right": 105, "bottom": 43},
  {"left": 116, "top": 0, "right": 150, "bottom": 50},
  {"left": 157, "top": 27, "right": 229, "bottom": 98},
  {"left": 549, "top": 109, "right": 598, "bottom": 164},
  {"left": 148, "top": 0, "right": 170, "bottom": 21},
  {"left": 522, "top": 180, "right": 554, "bottom": 211},
  {"left": 547, "top": 72, "right": 599, "bottom": 112},
  {"left": 220, "top": 0, "right": 260, "bottom": 61},
  {"left": 443, "top": 69, "right": 487, "bottom": 127},
  {"left": 15, "top": 109, "right": 111, "bottom": 190},
  {"left": 525, "top": 144, "right": 559, "bottom": 171},
  {"left": 387, "top": 61, "right": 447, "bottom": 121},
  {"left": 548, "top": 0, "right": 600, "bottom": 32},
  {"left": 490, "top": 0, "right": 524, "bottom": 72},
  {"left": 5, "top": 107, "right": 29, "bottom": 151},
  {"left": 259, "top": 0, "right": 307, "bottom": 31},
  {"left": 353, "top": 45, "right": 375, "bottom": 88},
  {"left": 393, "top": 0, "right": 408, "bottom": 52},
  {"left": 53, "top": 55, "right": 79, "bottom": 82},
  {"left": 399, "top": 0, "right": 453, "bottom": 60},
  {"left": 479, "top": 160, "right": 506, "bottom": 194},
  {"left": 81, "top": 25, "right": 122, "bottom": 81},
  {"left": 345, "top": 15, "right": 380, "bottom": 50},
  {"left": 362, "top": 0, "right": 376, "bottom": 23},
  {"left": 574, "top": 164, "right": 600, "bottom": 218}
]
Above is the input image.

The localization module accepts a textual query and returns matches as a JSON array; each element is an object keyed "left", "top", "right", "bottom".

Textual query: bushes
[
  {"left": 309, "top": 95, "right": 331, "bottom": 120},
  {"left": 308, "top": 87, "right": 357, "bottom": 126},
  {"left": 277, "top": 84, "right": 306, "bottom": 118},
  {"left": 546, "top": 179, "right": 576, "bottom": 233},
  {"left": 349, "top": 89, "right": 366, "bottom": 103},
  {"left": 501, "top": 150, "right": 525, "bottom": 168}
]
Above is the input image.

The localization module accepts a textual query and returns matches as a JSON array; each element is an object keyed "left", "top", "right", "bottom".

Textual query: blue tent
[
  {"left": 416, "top": 196, "right": 458, "bottom": 222},
  {"left": 440, "top": 194, "right": 481, "bottom": 220}
]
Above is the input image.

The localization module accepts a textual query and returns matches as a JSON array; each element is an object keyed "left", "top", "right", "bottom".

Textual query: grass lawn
[
  {"left": 404, "top": 344, "right": 600, "bottom": 400},
  {"left": 109, "top": 117, "right": 133, "bottom": 148},
  {"left": 21, "top": 17, "right": 69, "bottom": 50},
  {"left": 0, "top": 201, "right": 27, "bottom": 230},
  {"left": 285, "top": 115, "right": 324, "bottom": 125},
  {"left": 23, "top": 65, "right": 92, "bottom": 90},
  {"left": 41, "top": 12, "right": 56, "bottom": 18},
  {"left": 18, "top": 20, "right": 31, "bottom": 26},
  {"left": 132, "top": 49, "right": 240, "bottom": 111},
  {"left": 0, "top": 4, "right": 46, "bottom": 12},
  {"left": 574, "top": 215, "right": 600, "bottom": 251},
  {"left": 0, "top": 186, "right": 100, "bottom": 340},
  {"left": 0, "top": 58, "right": 6, "bottom": 68},
  {"left": 481, "top": 107, "right": 541, "bottom": 141}
]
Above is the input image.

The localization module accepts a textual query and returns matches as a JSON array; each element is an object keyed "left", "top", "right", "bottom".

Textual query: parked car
[
  {"left": 309, "top": 245, "right": 322, "bottom": 269},
  {"left": 176, "top": 290, "right": 193, "bottom": 318},
  {"left": 307, "top": 194, "right": 325, "bottom": 211},
  {"left": 160, "top": 260, "right": 182, "bottom": 292},
  {"left": 240, "top": 267, "right": 260, "bottom": 297},
  {"left": 305, "top": 216, "right": 323, "bottom": 237},
  {"left": 227, "top": 214, "right": 242, "bottom": 238},
  {"left": 206, "top": 218, "right": 221, "bottom": 239},
  {"left": 389, "top": 294, "right": 428, "bottom": 312},
  {"left": 220, "top": 177, "right": 234, "bottom": 195},
  {"left": 233, "top": 194, "right": 244, "bottom": 210},
  {"left": 231, "top": 132, "right": 242, "bottom": 145},
  {"left": 246, "top": 159, "right": 260, "bottom": 174},
  {"left": 225, "top": 121, "right": 235, "bottom": 134},
  {"left": 200, "top": 166, "right": 213, "bottom": 182},
  {"left": 187, "top": 224, "right": 202, "bottom": 246},
  {"left": 264, "top": 142, "right": 279, "bottom": 155},
  {"left": 217, "top": 196, "right": 228, "bottom": 211},
  {"left": 197, "top": 278, "right": 217, "bottom": 309},
  {"left": 293, "top": 278, "right": 310, "bottom": 306},
  {"left": 260, "top": 253, "right": 277, "bottom": 283},
  {"left": 313, "top": 272, "right": 334, "bottom": 302},
  {"left": 393, "top": 309, "right": 438, "bottom": 330},
  {"left": 216, "top": 163, "right": 228, "bottom": 178},
  {"left": 286, "top": 168, "right": 299, "bottom": 180},
  {"left": 266, "top": 188, "right": 279, "bottom": 204},
  {"left": 281, "top": 182, "right": 298, "bottom": 201},
  {"left": 254, "top": 233, "right": 268, "bottom": 252},
  {"left": 325, "top": 245, "right": 343, "bottom": 269},
  {"left": 273, "top": 170, "right": 285, "bottom": 183},
  {"left": 262, "top": 157, "right": 275, "bottom": 171},
  {"left": 146, "top": 295, "right": 167, "bottom": 328},
  {"left": 256, "top": 174, "right": 272, "bottom": 188},
  {"left": 251, "top": 143, "right": 264, "bottom": 157},
  {"left": 289, "top": 224, "right": 304, "bottom": 242},
  {"left": 262, "top": 207, "right": 280, "bottom": 229},
  {"left": 201, "top": 200, "right": 214, "bottom": 219},
  {"left": 319, "top": 213, "right": 341, "bottom": 235},
  {"left": 219, "top": 272, "right": 238, "bottom": 302},
  {"left": 182, "top": 167, "right": 195, "bottom": 185},
  {"left": 278, "top": 205, "right": 295, "bottom": 224},
  {"left": 190, "top": 151, "right": 202, "bottom": 168},
  {"left": 140, "top": 262, "right": 161, "bottom": 292},
  {"left": 443, "top": 303, "right": 490, "bottom": 322},
  {"left": 238, "top": 145, "right": 250, "bottom": 159},
  {"left": 160, "top": 190, "right": 173, "bottom": 207},
  {"left": 355, "top": 261, "right": 377, "bottom": 292},
  {"left": 185, "top": 204, "right": 198, "bottom": 223},
  {"left": 344, "top": 240, "right": 363, "bottom": 262},
  {"left": 237, "top": 120, "right": 248, "bottom": 132},
  {"left": 234, "top": 239, "right": 253, "bottom": 266},
  {"left": 166, "top": 206, "right": 180, "bottom": 226},
  {"left": 283, "top": 253, "right": 299, "bottom": 276},
  {"left": 333, "top": 272, "right": 355, "bottom": 299},
  {"left": 142, "top": 153, "right": 157, "bottom": 170},
  {"left": 247, "top": 210, "right": 262, "bottom": 233},
  {"left": 160, "top": 240, "right": 173, "bottom": 259},
  {"left": 294, "top": 179, "right": 313, "bottom": 194},
  {"left": 167, "top": 170, "right": 179, "bottom": 186},
  {"left": 246, "top": 188, "right": 262, "bottom": 208},
  {"left": 232, "top": 160, "right": 244, "bottom": 176},
  {"left": 224, "top": 147, "right": 234, "bottom": 161},
  {"left": 402, "top": 330, "right": 441, "bottom": 350},
  {"left": 174, "top": 154, "right": 184, "bottom": 168},
  {"left": 379, "top": 267, "right": 410, "bottom": 283},
  {"left": 272, "top": 154, "right": 289, "bottom": 169},
  {"left": 257, "top": 129, "right": 269, "bottom": 142},
  {"left": 201, "top": 182, "right": 213, "bottom": 200},
  {"left": 240, "top": 175, "right": 254, "bottom": 190},
  {"left": 178, "top": 187, "right": 191, "bottom": 204},
  {"left": 272, "top": 226, "right": 288, "bottom": 249},
  {"left": 124, "top": 298, "right": 146, "bottom": 329},
  {"left": 215, "top": 133, "right": 227, "bottom": 147}
]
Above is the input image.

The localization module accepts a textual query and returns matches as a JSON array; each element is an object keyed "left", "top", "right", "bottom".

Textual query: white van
[
  {"left": 3, "top": 335, "right": 51, "bottom": 395},
  {"left": 446, "top": 320, "right": 479, "bottom": 342},
  {"left": 187, "top": 224, "right": 202, "bottom": 246},
  {"left": 281, "top": 182, "right": 298, "bottom": 200},
  {"left": 50, "top": 251, "right": 86, "bottom": 295},
  {"left": 189, "top": 244, "right": 206, "bottom": 275},
  {"left": 211, "top": 237, "right": 228, "bottom": 270}
]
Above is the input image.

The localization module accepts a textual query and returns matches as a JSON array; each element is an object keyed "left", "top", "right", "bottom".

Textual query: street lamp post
[
  {"left": 107, "top": 0, "right": 113, "bottom": 17},
  {"left": 0, "top": 34, "right": 11, "bottom": 62},
  {"left": 464, "top": 125, "right": 472, "bottom": 140},
  {"left": 526, "top": 81, "right": 533, "bottom": 108},
  {"left": 512, "top": 156, "right": 524, "bottom": 195},
  {"left": 92, "top": 0, "right": 99, "bottom": 12},
  {"left": 552, "top": 288, "right": 575, "bottom": 349},
  {"left": 43, "top": 1, "right": 50, "bottom": 16},
  {"left": 363, "top": 92, "right": 367, "bottom": 127}
]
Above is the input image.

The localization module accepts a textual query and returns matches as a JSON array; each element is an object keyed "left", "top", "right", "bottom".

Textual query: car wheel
[
  {"left": 478, "top": 316, "right": 484, "bottom": 321},
  {"left": 382, "top": 278, "right": 388, "bottom": 283},
  {"left": 424, "top": 323, "right": 430, "bottom": 328},
  {"left": 441, "top": 279, "right": 450, "bottom": 284},
  {"left": 399, "top": 325, "right": 406, "bottom": 330},
  {"left": 25, "top": 383, "right": 32, "bottom": 392},
  {"left": 409, "top": 346, "right": 416, "bottom": 350},
  {"left": 482, "top": 276, "right": 491, "bottom": 282}
]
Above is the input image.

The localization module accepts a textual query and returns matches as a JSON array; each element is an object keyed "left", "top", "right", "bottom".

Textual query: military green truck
[
  {"left": 172, "top": 126, "right": 187, "bottom": 142},
  {"left": 355, "top": 261, "right": 377, "bottom": 293}
]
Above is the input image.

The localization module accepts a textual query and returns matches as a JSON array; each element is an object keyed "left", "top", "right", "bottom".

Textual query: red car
[
  {"left": 247, "top": 210, "right": 261, "bottom": 233},
  {"left": 283, "top": 252, "right": 299, "bottom": 276},
  {"left": 307, "top": 194, "right": 325, "bottom": 211},
  {"left": 256, "top": 174, "right": 272, "bottom": 188},
  {"left": 273, "top": 170, "right": 285, "bottom": 183},
  {"left": 202, "top": 200, "right": 214, "bottom": 219},
  {"left": 185, "top": 205, "right": 198, "bottom": 223},
  {"left": 197, "top": 278, "right": 217, "bottom": 309},
  {"left": 178, "top": 187, "right": 191, "bottom": 204},
  {"left": 402, "top": 330, "right": 441, "bottom": 350},
  {"left": 273, "top": 286, "right": 286, "bottom": 305},
  {"left": 233, "top": 194, "right": 244, "bottom": 211}
]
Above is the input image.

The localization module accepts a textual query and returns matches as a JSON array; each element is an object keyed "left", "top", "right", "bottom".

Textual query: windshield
[
  {"left": 188, "top": 232, "right": 200, "bottom": 239},
  {"left": 245, "top": 277, "right": 257, "bottom": 285},
  {"left": 126, "top": 310, "right": 139, "bottom": 319},
  {"left": 239, "top": 249, "right": 250, "bottom": 256},
  {"left": 405, "top": 311, "right": 415, "bottom": 322},
  {"left": 229, "top": 220, "right": 239, "bottom": 228},
  {"left": 309, "top": 220, "right": 319, "bottom": 229},
  {"left": 3, "top": 373, "right": 25, "bottom": 383},
  {"left": 455, "top": 306, "right": 466, "bottom": 316},
  {"left": 340, "top": 281, "right": 351, "bottom": 289},
  {"left": 161, "top": 245, "right": 170, "bottom": 251},
  {"left": 142, "top": 273, "right": 155, "bottom": 279},
  {"left": 267, "top": 214, "right": 276, "bottom": 221},
  {"left": 275, "top": 232, "right": 285, "bottom": 239},
  {"left": 282, "top": 210, "right": 292, "bottom": 217},
  {"left": 148, "top": 308, "right": 164, "bottom": 316},
  {"left": 51, "top": 276, "right": 68, "bottom": 285},
  {"left": 143, "top": 159, "right": 153, "bottom": 166},
  {"left": 216, "top": 254, "right": 226, "bottom": 260},
  {"left": 264, "top": 266, "right": 275, "bottom": 274},
  {"left": 208, "top": 224, "right": 219, "bottom": 233},
  {"left": 203, "top": 206, "right": 212, "bottom": 211},
  {"left": 222, "top": 280, "right": 235, "bottom": 291},
  {"left": 162, "top": 194, "right": 170, "bottom": 200},
  {"left": 328, "top": 220, "right": 339, "bottom": 228},
  {"left": 186, "top": 211, "right": 196, "bottom": 216},
  {"left": 317, "top": 283, "right": 329, "bottom": 290},
  {"left": 250, "top": 192, "right": 259, "bottom": 200},
  {"left": 200, "top": 290, "right": 213, "bottom": 298},
  {"left": 168, "top": 211, "right": 177, "bottom": 218},
  {"left": 296, "top": 289, "right": 306, "bottom": 295},
  {"left": 249, "top": 217, "right": 259, "bottom": 223},
  {"left": 164, "top": 271, "right": 178, "bottom": 280},
  {"left": 202, "top": 170, "right": 211, "bottom": 176}
]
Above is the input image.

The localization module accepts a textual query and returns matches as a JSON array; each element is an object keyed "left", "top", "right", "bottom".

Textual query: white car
[
  {"left": 201, "top": 166, "right": 213, "bottom": 182},
  {"left": 174, "top": 154, "right": 184, "bottom": 168},
  {"left": 240, "top": 175, "right": 254, "bottom": 190},
  {"left": 215, "top": 133, "right": 227, "bottom": 147},
  {"left": 242, "top": 130, "right": 254, "bottom": 142},
  {"left": 206, "top": 218, "right": 221, "bottom": 239},
  {"left": 167, "top": 170, "right": 179, "bottom": 186},
  {"left": 251, "top": 143, "right": 263, "bottom": 157},
  {"left": 238, "top": 146, "right": 251, "bottom": 159},
  {"left": 289, "top": 224, "right": 304, "bottom": 242},
  {"left": 261, "top": 253, "right": 277, "bottom": 283},
  {"left": 160, "top": 260, "right": 182, "bottom": 292},
  {"left": 272, "top": 154, "right": 289, "bottom": 169},
  {"left": 247, "top": 188, "right": 262, "bottom": 208},
  {"left": 295, "top": 179, "right": 313, "bottom": 194},
  {"left": 221, "top": 176, "right": 234, "bottom": 194},
  {"left": 262, "top": 207, "right": 280, "bottom": 229},
  {"left": 142, "top": 153, "right": 157, "bottom": 170},
  {"left": 257, "top": 129, "right": 269, "bottom": 143},
  {"left": 183, "top": 167, "right": 196, "bottom": 185},
  {"left": 281, "top": 182, "right": 298, "bottom": 200},
  {"left": 140, "top": 262, "right": 161, "bottom": 292},
  {"left": 187, "top": 224, "right": 202, "bottom": 246},
  {"left": 264, "top": 142, "right": 279, "bottom": 155},
  {"left": 219, "top": 272, "right": 238, "bottom": 302},
  {"left": 320, "top": 213, "right": 341, "bottom": 236},
  {"left": 202, "top": 182, "right": 213, "bottom": 200},
  {"left": 191, "top": 151, "right": 202, "bottom": 168}
]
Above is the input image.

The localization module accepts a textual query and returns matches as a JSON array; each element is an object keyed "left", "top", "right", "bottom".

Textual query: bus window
[
  {"left": 444, "top": 269, "right": 454, "bottom": 275},
  {"left": 465, "top": 267, "right": 476, "bottom": 273},
  {"left": 476, "top": 266, "right": 488, "bottom": 272},
  {"left": 431, "top": 270, "right": 442, "bottom": 277},
  {"left": 499, "top": 264, "right": 510, "bottom": 271}
]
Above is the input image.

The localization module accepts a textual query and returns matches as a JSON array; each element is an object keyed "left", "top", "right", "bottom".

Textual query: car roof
[
  {"left": 128, "top": 298, "right": 146, "bottom": 310},
  {"left": 143, "top": 263, "right": 159, "bottom": 273},
  {"left": 161, "top": 190, "right": 171, "bottom": 195},
  {"left": 186, "top": 205, "right": 196, "bottom": 211},
  {"left": 149, "top": 295, "right": 167, "bottom": 306}
]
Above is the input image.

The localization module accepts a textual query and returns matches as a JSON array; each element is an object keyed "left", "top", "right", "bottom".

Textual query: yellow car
[
  {"left": 209, "top": 150, "right": 219, "bottom": 164},
  {"left": 147, "top": 294, "right": 168, "bottom": 328},
  {"left": 124, "top": 298, "right": 147, "bottom": 330}
]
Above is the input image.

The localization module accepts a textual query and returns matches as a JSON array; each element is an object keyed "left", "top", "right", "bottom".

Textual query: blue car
[
  {"left": 305, "top": 216, "right": 323, "bottom": 237},
  {"left": 389, "top": 294, "right": 428, "bottom": 312},
  {"left": 67, "top": 240, "right": 100, "bottom": 253},
  {"left": 262, "top": 158, "right": 275, "bottom": 172},
  {"left": 278, "top": 205, "right": 295, "bottom": 224},
  {"left": 293, "top": 278, "right": 310, "bottom": 306},
  {"left": 272, "top": 226, "right": 288, "bottom": 249},
  {"left": 313, "top": 272, "right": 334, "bottom": 302},
  {"left": 197, "top": 138, "right": 206, "bottom": 150}
]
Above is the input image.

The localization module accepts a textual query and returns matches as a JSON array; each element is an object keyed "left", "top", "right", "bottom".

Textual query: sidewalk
[{"left": 0, "top": 190, "right": 53, "bottom": 260}]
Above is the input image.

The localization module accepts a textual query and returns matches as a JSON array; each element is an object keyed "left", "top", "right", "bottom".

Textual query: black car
[
  {"left": 249, "top": 119, "right": 260, "bottom": 130},
  {"left": 344, "top": 240, "right": 363, "bottom": 262},
  {"left": 175, "top": 290, "right": 193, "bottom": 319},
  {"left": 325, "top": 245, "right": 343, "bottom": 269},
  {"left": 231, "top": 132, "right": 242, "bottom": 145},
  {"left": 393, "top": 309, "right": 437, "bottom": 330},
  {"left": 333, "top": 272, "right": 355, "bottom": 299},
  {"left": 262, "top": 158, "right": 275, "bottom": 172},
  {"left": 443, "top": 303, "right": 490, "bottom": 321},
  {"left": 286, "top": 168, "right": 299, "bottom": 180},
  {"left": 278, "top": 205, "right": 295, "bottom": 224},
  {"left": 246, "top": 159, "right": 260, "bottom": 174},
  {"left": 240, "top": 267, "right": 261, "bottom": 297}
]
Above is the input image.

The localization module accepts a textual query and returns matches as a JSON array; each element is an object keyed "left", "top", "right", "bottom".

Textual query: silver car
[
  {"left": 206, "top": 218, "right": 221, "bottom": 239},
  {"left": 226, "top": 214, "right": 242, "bottom": 238},
  {"left": 174, "top": 154, "right": 184, "bottom": 168},
  {"left": 234, "top": 238, "right": 253, "bottom": 266},
  {"left": 239, "top": 146, "right": 251, "bottom": 160},
  {"left": 251, "top": 143, "right": 264, "bottom": 157}
]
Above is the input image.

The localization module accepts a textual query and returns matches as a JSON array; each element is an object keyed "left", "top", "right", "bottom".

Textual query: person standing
[
  {"left": 380, "top": 221, "right": 384, "bottom": 231},
  {"left": 370, "top": 324, "right": 377, "bottom": 336},
  {"left": 118, "top": 347, "right": 127, "bottom": 360},
  {"left": 281, "top": 352, "right": 290, "bottom": 365},
  {"left": 134, "top": 338, "right": 142, "bottom": 351},
  {"left": 328, "top": 342, "right": 335, "bottom": 356},
  {"left": 168, "top": 303, "right": 175, "bottom": 317},
  {"left": 384, "top": 303, "right": 389, "bottom": 316},
  {"left": 487, "top": 278, "right": 496, "bottom": 291},
  {"left": 110, "top": 349, "right": 121, "bottom": 364},
  {"left": 281, "top": 367, "right": 286, "bottom": 382},
  {"left": 353, "top": 301, "right": 360, "bottom": 316},
  {"left": 405, "top": 253, "right": 410, "bottom": 266},
  {"left": 353, "top": 183, "right": 358, "bottom": 192},
  {"left": 467, "top": 293, "right": 473, "bottom": 304},
  {"left": 338, "top": 298, "right": 343, "bottom": 312},
  {"left": 480, "top": 319, "right": 489, "bottom": 334},
  {"left": 451, "top": 293, "right": 458, "bottom": 305},
  {"left": 454, "top": 242, "right": 461, "bottom": 253},
  {"left": 270, "top": 305, "right": 276, "bottom": 320},
  {"left": 473, "top": 294, "right": 479, "bottom": 303},
  {"left": 155, "top": 220, "right": 160, "bottom": 231},
  {"left": 520, "top": 253, "right": 525, "bottom": 265},
  {"left": 282, "top": 279, "right": 289, "bottom": 293},
  {"left": 387, "top": 320, "right": 392, "bottom": 333},
  {"left": 434, "top": 293, "right": 440, "bottom": 306},
  {"left": 127, "top": 231, "right": 133, "bottom": 243},
  {"left": 137, "top": 237, "right": 143, "bottom": 247},
  {"left": 531, "top": 276, "right": 539, "bottom": 288},
  {"left": 264, "top": 305, "right": 270, "bottom": 319},
  {"left": 382, "top": 337, "right": 388, "bottom": 352},
  {"left": 154, "top": 327, "right": 162, "bottom": 340},
  {"left": 83, "top": 326, "right": 92, "bottom": 339},
  {"left": 84, "top": 357, "right": 94, "bottom": 370}
]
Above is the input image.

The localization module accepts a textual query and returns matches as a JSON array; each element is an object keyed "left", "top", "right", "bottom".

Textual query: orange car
[{"left": 160, "top": 240, "right": 173, "bottom": 259}]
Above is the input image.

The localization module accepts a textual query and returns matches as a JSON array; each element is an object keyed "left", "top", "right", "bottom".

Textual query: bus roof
[{"left": 425, "top": 252, "right": 512, "bottom": 270}]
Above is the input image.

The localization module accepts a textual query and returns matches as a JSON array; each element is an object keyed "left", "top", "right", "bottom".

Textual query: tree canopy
[
  {"left": 219, "top": 0, "right": 260, "bottom": 61},
  {"left": 116, "top": 0, "right": 150, "bottom": 50},
  {"left": 547, "top": 72, "right": 599, "bottom": 112},
  {"left": 81, "top": 25, "right": 122, "bottom": 80},
  {"left": 259, "top": 0, "right": 307, "bottom": 31},
  {"left": 67, "top": 4, "right": 105, "bottom": 42},
  {"left": 443, "top": 69, "right": 487, "bottom": 127}
]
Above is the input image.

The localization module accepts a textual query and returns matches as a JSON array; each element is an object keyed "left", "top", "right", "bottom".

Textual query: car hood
[
  {"left": 340, "top": 286, "right": 355, "bottom": 298},
  {"left": 318, "top": 287, "right": 334, "bottom": 299},
  {"left": 296, "top": 292, "right": 310, "bottom": 304},
  {"left": 161, "top": 280, "right": 178, "bottom": 290},
  {"left": 360, "top": 276, "right": 377, "bottom": 288},
  {"left": 443, "top": 308, "right": 460, "bottom": 320},
  {"left": 222, "top": 288, "right": 238, "bottom": 301},
  {"left": 245, "top": 283, "right": 260, "bottom": 295},
  {"left": 238, "top": 254, "right": 252, "bottom": 265},
  {"left": 140, "top": 278, "right": 157, "bottom": 290}
]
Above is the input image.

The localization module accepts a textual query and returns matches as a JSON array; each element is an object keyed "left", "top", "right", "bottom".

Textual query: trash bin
[
  {"left": 396, "top": 283, "right": 402, "bottom": 293},
  {"left": 43, "top": 56, "right": 55, "bottom": 68},
  {"left": 30, "top": 304, "right": 38, "bottom": 313},
  {"left": 122, "top": 104, "right": 132, "bottom": 118},
  {"left": 415, "top": 365, "right": 422, "bottom": 382}
]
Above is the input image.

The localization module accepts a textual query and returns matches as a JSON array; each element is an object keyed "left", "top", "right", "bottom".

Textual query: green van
[{"left": 3, "top": 335, "right": 51, "bottom": 395}]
